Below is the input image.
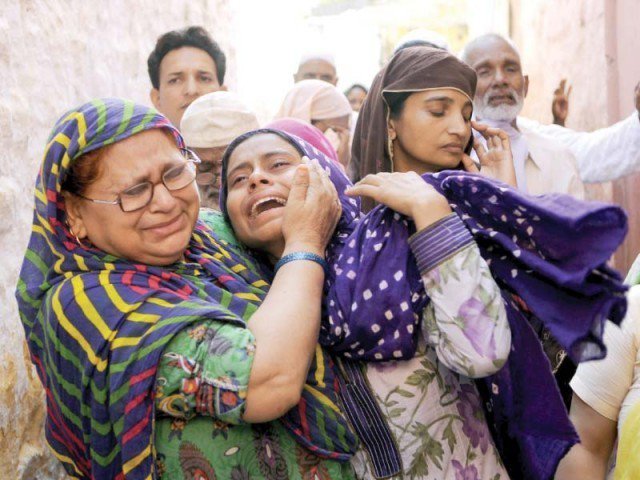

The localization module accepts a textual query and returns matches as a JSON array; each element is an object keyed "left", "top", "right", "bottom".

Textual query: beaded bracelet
[{"left": 274, "top": 252, "right": 328, "bottom": 275}]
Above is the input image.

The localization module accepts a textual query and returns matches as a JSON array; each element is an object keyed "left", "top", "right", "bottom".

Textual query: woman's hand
[
  {"left": 461, "top": 121, "right": 517, "bottom": 187},
  {"left": 282, "top": 158, "right": 341, "bottom": 256},
  {"left": 345, "top": 171, "right": 452, "bottom": 231}
]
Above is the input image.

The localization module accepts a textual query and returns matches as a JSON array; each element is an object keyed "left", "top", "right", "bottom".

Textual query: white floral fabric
[{"left": 350, "top": 244, "right": 511, "bottom": 480}]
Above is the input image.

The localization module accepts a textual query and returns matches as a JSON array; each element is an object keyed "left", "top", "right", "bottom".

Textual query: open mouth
[
  {"left": 489, "top": 94, "right": 515, "bottom": 104},
  {"left": 250, "top": 196, "right": 287, "bottom": 219}
]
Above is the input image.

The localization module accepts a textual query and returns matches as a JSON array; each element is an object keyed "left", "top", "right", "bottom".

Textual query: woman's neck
[
  {"left": 393, "top": 149, "right": 439, "bottom": 175},
  {"left": 265, "top": 240, "right": 286, "bottom": 266}
]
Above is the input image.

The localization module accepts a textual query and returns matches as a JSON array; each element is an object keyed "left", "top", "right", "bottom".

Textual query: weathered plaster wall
[
  {"left": 0, "top": 1, "right": 233, "bottom": 477},
  {"left": 511, "top": 0, "right": 610, "bottom": 131}
]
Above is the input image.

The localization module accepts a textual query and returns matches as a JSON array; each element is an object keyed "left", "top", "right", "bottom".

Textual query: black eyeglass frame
[{"left": 73, "top": 148, "right": 201, "bottom": 213}]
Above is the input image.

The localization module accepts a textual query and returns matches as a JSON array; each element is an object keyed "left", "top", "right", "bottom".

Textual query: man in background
[
  {"left": 461, "top": 33, "right": 584, "bottom": 199},
  {"left": 293, "top": 52, "right": 338, "bottom": 85},
  {"left": 148, "top": 26, "right": 227, "bottom": 128},
  {"left": 180, "top": 91, "right": 259, "bottom": 209}
]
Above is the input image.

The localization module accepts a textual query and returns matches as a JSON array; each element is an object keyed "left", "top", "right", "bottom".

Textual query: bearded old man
[{"left": 461, "top": 33, "right": 585, "bottom": 199}]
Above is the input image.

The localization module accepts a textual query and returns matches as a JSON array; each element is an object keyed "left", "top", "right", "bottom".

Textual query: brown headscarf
[{"left": 350, "top": 46, "right": 477, "bottom": 182}]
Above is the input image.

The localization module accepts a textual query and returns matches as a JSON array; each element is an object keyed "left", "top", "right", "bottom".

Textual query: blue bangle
[{"left": 274, "top": 252, "right": 328, "bottom": 275}]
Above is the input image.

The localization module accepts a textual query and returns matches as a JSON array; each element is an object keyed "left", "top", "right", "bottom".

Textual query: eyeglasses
[
  {"left": 75, "top": 148, "right": 201, "bottom": 212},
  {"left": 195, "top": 160, "right": 222, "bottom": 187}
]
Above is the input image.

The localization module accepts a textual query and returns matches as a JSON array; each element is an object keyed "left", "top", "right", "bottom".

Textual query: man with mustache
[
  {"left": 461, "top": 33, "right": 585, "bottom": 199},
  {"left": 148, "top": 26, "right": 227, "bottom": 128}
]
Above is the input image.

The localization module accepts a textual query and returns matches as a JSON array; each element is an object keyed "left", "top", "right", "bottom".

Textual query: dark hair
[
  {"left": 344, "top": 83, "right": 368, "bottom": 96},
  {"left": 147, "top": 26, "right": 226, "bottom": 89},
  {"left": 61, "top": 146, "right": 111, "bottom": 196},
  {"left": 385, "top": 91, "right": 413, "bottom": 119}
]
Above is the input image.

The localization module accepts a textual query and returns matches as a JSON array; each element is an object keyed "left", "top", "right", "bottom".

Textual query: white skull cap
[{"left": 180, "top": 91, "right": 260, "bottom": 148}]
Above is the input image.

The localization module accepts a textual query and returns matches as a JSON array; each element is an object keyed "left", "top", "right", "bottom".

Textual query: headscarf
[
  {"left": 266, "top": 117, "right": 341, "bottom": 164},
  {"left": 180, "top": 90, "right": 260, "bottom": 148},
  {"left": 220, "top": 129, "right": 628, "bottom": 480},
  {"left": 16, "top": 99, "right": 356, "bottom": 480},
  {"left": 276, "top": 79, "right": 352, "bottom": 123},
  {"left": 350, "top": 46, "right": 477, "bottom": 182}
]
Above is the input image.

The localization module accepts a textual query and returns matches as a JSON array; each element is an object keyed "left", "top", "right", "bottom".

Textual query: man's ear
[
  {"left": 150, "top": 88, "right": 161, "bottom": 110},
  {"left": 219, "top": 84, "right": 228, "bottom": 91},
  {"left": 62, "top": 192, "right": 89, "bottom": 240},
  {"left": 523, "top": 75, "right": 529, "bottom": 98},
  {"left": 332, "top": 76, "right": 339, "bottom": 87}
]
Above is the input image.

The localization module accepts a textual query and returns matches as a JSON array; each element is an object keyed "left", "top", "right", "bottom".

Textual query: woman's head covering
[
  {"left": 266, "top": 117, "right": 340, "bottom": 164},
  {"left": 180, "top": 91, "right": 260, "bottom": 148},
  {"left": 351, "top": 46, "right": 477, "bottom": 182},
  {"left": 275, "top": 79, "right": 352, "bottom": 123},
  {"left": 16, "top": 99, "right": 356, "bottom": 478}
]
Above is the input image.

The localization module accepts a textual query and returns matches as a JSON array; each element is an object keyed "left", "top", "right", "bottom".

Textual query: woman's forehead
[
  {"left": 228, "top": 133, "right": 301, "bottom": 166},
  {"left": 101, "top": 128, "right": 179, "bottom": 158},
  {"left": 412, "top": 87, "right": 472, "bottom": 104},
  {"left": 91, "top": 130, "right": 182, "bottom": 186}
]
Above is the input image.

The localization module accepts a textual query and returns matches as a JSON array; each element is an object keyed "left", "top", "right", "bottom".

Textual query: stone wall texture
[{"left": 0, "top": 2, "right": 233, "bottom": 477}]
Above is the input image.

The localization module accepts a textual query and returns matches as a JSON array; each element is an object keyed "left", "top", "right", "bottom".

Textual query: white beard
[{"left": 475, "top": 89, "right": 524, "bottom": 122}]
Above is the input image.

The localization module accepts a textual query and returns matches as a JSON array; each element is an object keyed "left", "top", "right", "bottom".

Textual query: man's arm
[{"left": 519, "top": 81, "right": 640, "bottom": 183}]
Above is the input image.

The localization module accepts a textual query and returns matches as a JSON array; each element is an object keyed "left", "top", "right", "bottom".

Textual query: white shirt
[{"left": 517, "top": 113, "right": 640, "bottom": 183}]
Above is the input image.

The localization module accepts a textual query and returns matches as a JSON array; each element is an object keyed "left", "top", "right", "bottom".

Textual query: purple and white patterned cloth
[{"left": 324, "top": 171, "right": 628, "bottom": 364}]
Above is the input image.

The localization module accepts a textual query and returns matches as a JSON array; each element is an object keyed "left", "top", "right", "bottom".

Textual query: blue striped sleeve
[{"left": 408, "top": 213, "right": 474, "bottom": 274}]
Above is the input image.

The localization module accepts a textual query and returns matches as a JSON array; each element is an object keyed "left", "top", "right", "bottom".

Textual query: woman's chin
[{"left": 143, "top": 232, "right": 193, "bottom": 265}]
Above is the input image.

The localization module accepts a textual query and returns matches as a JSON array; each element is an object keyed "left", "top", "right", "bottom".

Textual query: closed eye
[
  {"left": 272, "top": 160, "right": 291, "bottom": 168},
  {"left": 231, "top": 175, "right": 248, "bottom": 186},
  {"left": 122, "top": 183, "right": 152, "bottom": 197}
]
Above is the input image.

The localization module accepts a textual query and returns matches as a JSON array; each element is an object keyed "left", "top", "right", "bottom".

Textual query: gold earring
[{"left": 68, "top": 225, "right": 88, "bottom": 248}]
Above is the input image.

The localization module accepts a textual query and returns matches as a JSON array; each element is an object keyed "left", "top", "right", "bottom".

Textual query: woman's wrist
[
  {"left": 274, "top": 251, "right": 328, "bottom": 275},
  {"left": 282, "top": 240, "right": 326, "bottom": 258},
  {"left": 410, "top": 198, "right": 452, "bottom": 231}
]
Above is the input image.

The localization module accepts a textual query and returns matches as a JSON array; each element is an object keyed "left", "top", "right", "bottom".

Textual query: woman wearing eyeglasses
[{"left": 16, "top": 98, "right": 357, "bottom": 479}]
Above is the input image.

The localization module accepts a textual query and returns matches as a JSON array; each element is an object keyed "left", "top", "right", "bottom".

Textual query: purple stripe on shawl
[{"left": 409, "top": 213, "right": 474, "bottom": 273}]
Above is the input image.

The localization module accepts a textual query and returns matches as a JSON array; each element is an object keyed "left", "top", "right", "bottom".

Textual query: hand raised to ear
[{"left": 463, "top": 121, "right": 517, "bottom": 188}]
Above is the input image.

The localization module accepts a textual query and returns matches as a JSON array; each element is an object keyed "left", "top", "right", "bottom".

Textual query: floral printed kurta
[
  {"left": 153, "top": 321, "right": 355, "bottom": 479},
  {"left": 351, "top": 242, "right": 511, "bottom": 480}
]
